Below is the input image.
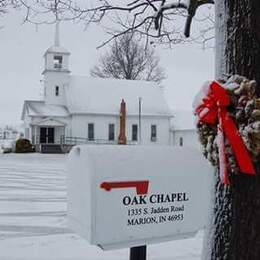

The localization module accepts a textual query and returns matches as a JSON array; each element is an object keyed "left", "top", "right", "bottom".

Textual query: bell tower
[{"left": 42, "top": 22, "right": 70, "bottom": 106}]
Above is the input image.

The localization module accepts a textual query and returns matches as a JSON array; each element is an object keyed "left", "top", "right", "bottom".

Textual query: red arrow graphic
[{"left": 100, "top": 181, "right": 149, "bottom": 195}]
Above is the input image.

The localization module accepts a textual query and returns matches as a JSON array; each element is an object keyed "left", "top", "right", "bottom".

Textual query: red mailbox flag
[{"left": 100, "top": 181, "right": 149, "bottom": 195}]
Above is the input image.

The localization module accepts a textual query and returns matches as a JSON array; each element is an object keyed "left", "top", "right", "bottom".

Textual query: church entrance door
[{"left": 40, "top": 127, "right": 55, "bottom": 144}]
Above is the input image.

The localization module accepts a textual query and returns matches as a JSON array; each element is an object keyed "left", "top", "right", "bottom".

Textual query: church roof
[
  {"left": 65, "top": 76, "right": 173, "bottom": 116},
  {"left": 44, "top": 45, "right": 70, "bottom": 55},
  {"left": 32, "top": 117, "right": 67, "bottom": 126},
  {"left": 21, "top": 100, "right": 69, "bottom": 120}
]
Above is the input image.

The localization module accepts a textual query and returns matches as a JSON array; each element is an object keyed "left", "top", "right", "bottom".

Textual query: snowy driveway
[{"left": 0, "top": 153, "right": 203, "bottom": 260}]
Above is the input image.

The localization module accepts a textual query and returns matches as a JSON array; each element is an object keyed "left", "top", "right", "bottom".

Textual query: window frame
[
  {"left": 88, "top": 123, "right": 95, "bottom": 141},
  {"left": 151, "top": 124, "right": 157, "bottom": 142},
  {"left": 108, "top": 123, "right": 115, "bottom": 141},
  {"left": 55, "top": 86, "right": 59, "bottom": 97},
  {"left": 53, "top": 55, "right": 63, "bottom": 69},
  {"left": 132, "top": 124, "right": 138, "bottom": 142},
  {"left": 179, "top": 137, "right": 183, "bottom": 147}
]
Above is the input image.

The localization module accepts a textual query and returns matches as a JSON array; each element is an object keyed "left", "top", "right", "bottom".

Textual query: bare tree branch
[
  {"left": 1, "top": 0, "right": 215, "bottom": 47},
  {"left": 90, "top": 33, "right": 166, "bottom": 84}
]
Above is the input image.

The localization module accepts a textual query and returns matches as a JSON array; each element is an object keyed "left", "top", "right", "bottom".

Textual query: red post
[{"left": 118, "top": 99, "right": 127, "bottom": 145}]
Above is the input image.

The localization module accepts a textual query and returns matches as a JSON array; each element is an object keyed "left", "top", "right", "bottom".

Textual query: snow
[
  {"left": 0, "top": 139, "right": 15, "bottom": 153},
  {"left": 33, "top": 118, "right": 66, "bottom": 127},
  {"left": 45, "top": 45, "right": 70, "bottom": 55},
  {"left": 192, "top": 81, "right": 211, "bottom": 111},
  {"left": 184, "top": 0, "right": 190, "bottom": 7},
  {"left": 0, "top": 153, "right": 203, "bottom": 260},
  {"left": 66, "top": 76, "right": 172, "bottom": 116},
  {"left": 0, "top": 139, "right": 14, "bottom": 148},
  {"left": 214, "top": 0, "right": 228, "bottom": 78},
  {"left": 21, "top": 101, "right": 69, "bottom": 120},
  {"left": 171, "top": 110, "right": 196, "bottom": 130}
]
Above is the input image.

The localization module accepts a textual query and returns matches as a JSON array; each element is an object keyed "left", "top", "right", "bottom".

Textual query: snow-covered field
[{"left": 0, "top": 153, "right": 203, "bottom": 260}]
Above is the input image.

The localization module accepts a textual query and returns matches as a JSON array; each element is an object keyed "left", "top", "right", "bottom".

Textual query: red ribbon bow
[{"left": 196, "top": 81, "right": 256, "bottom": 184}]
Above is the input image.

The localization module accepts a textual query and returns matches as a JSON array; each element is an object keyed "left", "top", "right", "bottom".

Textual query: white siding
[
  {"left": 126, "top": 116, "right": 170, "bottom": 145},
  {"left": 172, "top": 129, "right": 200, "bottom": 148},
  {"left": 71, "top": 115, "right": 119, "bottom": 142},
  {"left": 23, "top": 115, "right": 33, "bottom": 141},
  {"left": 44, "top": 71, "right": 70, "bottom": 106},
  {"left": 71, "top": 114, "right": 171, "bottom": 145}
]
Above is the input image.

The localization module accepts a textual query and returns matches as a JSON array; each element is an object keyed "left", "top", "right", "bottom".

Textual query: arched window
[{"left": 55, "top": 86, "right": 59, "bottom": 96}]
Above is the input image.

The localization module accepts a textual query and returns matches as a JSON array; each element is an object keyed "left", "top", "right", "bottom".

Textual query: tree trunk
[{"left": 207, "top": 1, "right": 260, "bottom": 259}]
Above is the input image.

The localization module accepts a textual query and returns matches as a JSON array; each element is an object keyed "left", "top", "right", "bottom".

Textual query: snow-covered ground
[{"left": 0, "top": 153, "right": 203, "bottom": 260}]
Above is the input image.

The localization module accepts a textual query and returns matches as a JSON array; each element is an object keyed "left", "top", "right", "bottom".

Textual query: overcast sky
[{"left": 0, "top": 11, "right": 214, "bottom": 127}]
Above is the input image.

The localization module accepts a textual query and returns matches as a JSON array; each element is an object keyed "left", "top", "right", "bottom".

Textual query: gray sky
[{"left": 0, "top": 11, "right": 214, "bottom": 126}]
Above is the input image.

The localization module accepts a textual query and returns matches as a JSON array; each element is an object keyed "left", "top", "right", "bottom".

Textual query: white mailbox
[{"left": 67, "top": 145, "right": 214, "bottom": 250}]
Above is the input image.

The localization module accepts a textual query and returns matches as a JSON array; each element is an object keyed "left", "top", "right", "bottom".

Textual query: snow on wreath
[{"left": 193, "top": 76, "right": 260, "bottom": 185}]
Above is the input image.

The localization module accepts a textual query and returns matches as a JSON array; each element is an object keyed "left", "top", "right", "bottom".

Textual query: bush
[{"left": 16, "top": 139, "right": 35, "bottom": 153}]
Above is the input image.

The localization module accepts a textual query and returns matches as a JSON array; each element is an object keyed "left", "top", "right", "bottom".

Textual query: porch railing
[
  {"left": 0, "top": 137, "right": 16, "bottom": 140},
  {"left": 63, "top": 136, "right": 137, "bottom": 146},
  {"left": 32, "top": 135, "right": 137, "bottom": 145}
]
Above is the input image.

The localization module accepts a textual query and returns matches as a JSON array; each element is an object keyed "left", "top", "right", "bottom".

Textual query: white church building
[
  {"left": 170, "top": 110, "right": 199, "bottom": 148},
  {"left": 21, "top": 24, "right": 179, "bottom": 152}
]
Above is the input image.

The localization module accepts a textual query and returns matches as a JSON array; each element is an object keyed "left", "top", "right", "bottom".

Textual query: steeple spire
[{"left": 54, "top": 21, "right": 60, "bottom": 46}]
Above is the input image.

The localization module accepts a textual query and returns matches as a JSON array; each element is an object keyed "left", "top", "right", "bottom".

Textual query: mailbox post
[{"left": 130, "top": 246, "right": 146, "bottom": 260}]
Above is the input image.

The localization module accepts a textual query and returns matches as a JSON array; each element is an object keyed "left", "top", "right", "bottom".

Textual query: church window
[
  {"left": 108, "top": 124, "right": 115, "bottom": 141},
  {"left": 179, "top": 137, "right": 183, "bottom": 146},
  {"left": 54, "top": 55, "right": 63, "bottom": 69},
  {"left": 151, "top": 125, "right": 157, "bottom": 142},
  {"left": 55, "top": 86, "right": 59, "bottom": 96},
  {"left": 132, "top": 124, "right": 138, "bottom": 141},
  {"left": 88, "top": 123, "right": 94, "bottom": 141}
]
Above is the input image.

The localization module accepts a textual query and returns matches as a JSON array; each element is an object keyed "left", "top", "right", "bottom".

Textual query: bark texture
[
  {"left": 226, "top": 0, "right": 260, "bottom": 86},
  {"left": 211, "top": 1, "right": 260, "bottom": 259}
]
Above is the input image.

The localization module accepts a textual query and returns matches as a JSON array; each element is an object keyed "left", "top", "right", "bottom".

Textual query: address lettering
[{"left": 122, "top": 192, "right": 189, "bottom": 226}]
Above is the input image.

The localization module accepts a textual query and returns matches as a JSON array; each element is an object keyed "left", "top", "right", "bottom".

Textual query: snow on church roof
[
  {"left": 65, "top": 76, "right": 172, "bottom": 116},
  {"left": 45, "top": 45, "right": 70, "bottom": 55},
  {"left": 21, "top": 101, "right": 69, "bottom": 119}
]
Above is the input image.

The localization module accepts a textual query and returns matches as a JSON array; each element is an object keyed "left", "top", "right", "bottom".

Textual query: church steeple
[
  {"left": 54, "top": 21, "right": 60, "bottom": 47},
  {"left": 42, "top": 22, "right": 70, "bottom": 106},
  {"left": 43, "top": 22, "right": 70, "bottom": 74}
]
